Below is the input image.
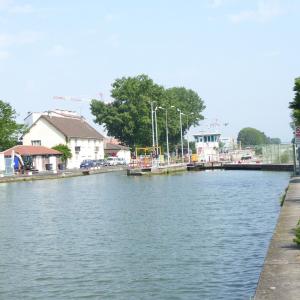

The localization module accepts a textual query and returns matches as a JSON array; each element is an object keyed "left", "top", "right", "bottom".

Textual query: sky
[{"left": 0, "top": 0, "right": 299, "bottom": 142}]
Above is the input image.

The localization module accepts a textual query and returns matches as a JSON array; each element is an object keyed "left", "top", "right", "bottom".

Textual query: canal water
[{"left": 0, "top": 171, "right": 290, "bottom": 299}]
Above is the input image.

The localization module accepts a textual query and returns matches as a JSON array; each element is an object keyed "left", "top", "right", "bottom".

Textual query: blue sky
[{"left": 0, "top": 0, "right": 299, "bottom": 142}]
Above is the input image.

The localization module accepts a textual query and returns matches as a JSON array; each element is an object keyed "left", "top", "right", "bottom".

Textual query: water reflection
[{"left": 0, "top": 171, "right": 290, "bottom": 299}]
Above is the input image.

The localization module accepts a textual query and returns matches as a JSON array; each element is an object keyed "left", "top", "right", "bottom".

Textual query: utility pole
[
  {"left": 178, "top": 109, "right": 184, "bottom": 163},
  {"left": 166, "top": 108, "right": 170, "bottom": 166},
  {"left": 154, "top": 107, "right": 159, "bottom": 158},
  {"left": 150, "top": 102, "right": 155, "bottom": 150}
]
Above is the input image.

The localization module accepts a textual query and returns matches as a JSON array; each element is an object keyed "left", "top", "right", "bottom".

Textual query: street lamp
[
  {"left": 154, "top": 106, "right": 159, "bottom": 158},
  {"left": 170, "top": 105, "right": 184, "bottom": 162},
  {"left": 178, "top": 109, "right": 184, "bottom": 163},
  {"left": 158, "top": 106, "right": 170, "bottom": 166},
  {"left": 170, "top": 106, "right": 184, "bottom": 163},
  {"left": 150, "top": 102, "right": 155, "bottom": 151},
  {"left": 186, "top": 112, "right": 194, "bottom": 163}
]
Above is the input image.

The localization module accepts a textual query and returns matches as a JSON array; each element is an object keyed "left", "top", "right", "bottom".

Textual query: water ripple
[{"left": 0, "top": 170, "right": 290, "bottom": 299}]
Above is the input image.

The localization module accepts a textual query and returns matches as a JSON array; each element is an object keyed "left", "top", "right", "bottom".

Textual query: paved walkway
[{"left": 255, "top": 177, "right": 300, "bottom": 299}]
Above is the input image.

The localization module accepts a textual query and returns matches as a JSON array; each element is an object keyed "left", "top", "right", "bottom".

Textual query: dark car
[
  {"left": 92, "top": 159, "right": 108, "bottom": 167},
  {"left": 80, "top": 160, "right": 94, "bottom": 169},
  {"left": 97, "top": 159, "right": 108, "bottom": 166}
]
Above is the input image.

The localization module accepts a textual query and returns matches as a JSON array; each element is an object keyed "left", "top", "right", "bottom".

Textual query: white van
[{"left": 107, "top": 157, "right": 119, "bottom": 166}]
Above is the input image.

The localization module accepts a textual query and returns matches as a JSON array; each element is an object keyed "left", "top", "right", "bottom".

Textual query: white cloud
[
  {"left": 0, "top": 0, "right": 33, "bottom": 14},
  {"left": 106, "top": 34, "right": 120, "bottom": 48},
  {"left": 0, "top": 50, "right": 10, "bottom": 60},
  {"left": 228, "top": 0, "right": 284, "bottom": 23},
  {"left": 264, "top": 50, "right": 280, "bottom": 57},
  {"left": 47, "top": 44, "right": 71, "bottom": 57},
  {"left": 210, "top": 0, "right": 225, "bottom": 8},
  {"left": 104, "top": 13, "right": 114, "bottom": 22},
  {"left": 9, "top": 3, "right": 33, "bottom": 14},
  {"left": 0, "top": 31, "right": 39, "bottom": 47}
]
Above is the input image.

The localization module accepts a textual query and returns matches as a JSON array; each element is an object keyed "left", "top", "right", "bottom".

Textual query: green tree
[
  {"left": 269, "top": 137, "right": 281, "bottom": 144},
  {"left": 52, "top": 144, "right": 72, "bottom": 164},
  {"left": 165, "top": 87, "right": 205, "bottom": 146},
  {"left": 91, "top": 74, "right": 205, "bottom": 148},
  {"left": 237, "top": 127, "right": 269, "bottom": 147},
  {"left": 0, "top": 100, "right": 25, "bottom": 151},
  {"left": 289, "top": 77, "right": 300, "bottom": 124}
]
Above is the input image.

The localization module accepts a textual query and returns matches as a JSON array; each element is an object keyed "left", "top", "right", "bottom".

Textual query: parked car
[
  {"left": 117, "top": 158, "right": 127, "bottom": 165},
  {"left": 95, "top": 159, "right": 108, "bottom": 167},
  {"left": 80, "top": 160, "right": 94, "bottom": 169},
  {"left": 107, "top": 157, "right": 119, "bottom": 166}
]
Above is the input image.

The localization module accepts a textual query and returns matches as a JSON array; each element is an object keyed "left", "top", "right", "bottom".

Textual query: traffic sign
[{"left": 295, "top": 126, "right": 300, "bottom": 144}]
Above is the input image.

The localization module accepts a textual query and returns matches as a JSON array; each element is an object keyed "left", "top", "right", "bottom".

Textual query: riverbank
[
  {"left": 0, "top": 166, "right": 126, "bottom": 184},
  {"left": 255, "top": 176, "right": 300, "bottom": 299}
]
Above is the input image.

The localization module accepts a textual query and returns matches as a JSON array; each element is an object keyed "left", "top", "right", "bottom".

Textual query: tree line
[
  {"left": 91, "top": 74, "right": 205, "bottom": 149},
  {"left": 237, "top": 127, "right": 281, "bottom": 147}
]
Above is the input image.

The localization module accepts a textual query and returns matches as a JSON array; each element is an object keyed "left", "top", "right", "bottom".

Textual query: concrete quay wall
[
  {"left": 0, "top": 166, "right": 125, "bottom": 184},
  {"left": 255, "top": 177, "right": 300, "bottom": 299}
]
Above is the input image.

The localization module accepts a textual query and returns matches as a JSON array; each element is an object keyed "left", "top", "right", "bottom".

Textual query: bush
[{"left": 294, "top": 219, "right": 300, "bottom": 245}]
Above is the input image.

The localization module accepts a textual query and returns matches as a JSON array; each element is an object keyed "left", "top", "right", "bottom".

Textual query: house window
[
  {"left": 31, "top": 140, "right": 41, "bottom": 146},
  {"left": 75, "top": 146, "right": 81, "bottom": 153},
  {"left": 95, "top": 146, "right": 99, "bottom": 152}
]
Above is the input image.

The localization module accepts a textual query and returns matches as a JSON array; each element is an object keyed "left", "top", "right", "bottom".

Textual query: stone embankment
[
  {"left": 255, "top": 176, "right": 300, "bottom": 299},
  {"left": 0, "top": 166, "right": 125, "bottom": 184}
]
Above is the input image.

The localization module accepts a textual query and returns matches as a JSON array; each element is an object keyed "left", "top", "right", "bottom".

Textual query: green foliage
[
  {"left": 52, "top": 144, "right": 72, "bottom": 162},
  {"left": 269, "top": 138, "right": 281, "bottom": 144},
  {"left": 238, "top": 127, "right": 269, "bottom": 146},
  {"left": 289, "top": 77, "right": 300, "bottom": 124},
  {"left": 280, "top": 151, "right": 290, "bottom": 163},
  {"left": 237, "top": 127, "right": 280, "bottom": 147},
  {"left": 0, "top": 100, "right": 26, "bottom": 151},
  {"left": 280, "top": 187, "right": 288, "bottom": 207},
  {"left": 91, "top": 74, "right": 205, "bottom": 147},
  {"left": 294, "top": 219, "right": 300, "bottom": 245}
]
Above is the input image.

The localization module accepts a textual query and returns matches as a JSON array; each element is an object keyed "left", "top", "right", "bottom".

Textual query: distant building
[
  {"left": 1, "top": 145, "right": 62, "bottom": 172},
  {"left": 22, "top": 110, "right": 104, "bottom": 168},
  {"left": 193, "top": 132, "right": 221, "bottom": 162},
  {"left": 104, "top": 143, "right": 131, "bottom": 163},
  {"left": 219, "top": 137, "right": 237, "bottom": 151}
]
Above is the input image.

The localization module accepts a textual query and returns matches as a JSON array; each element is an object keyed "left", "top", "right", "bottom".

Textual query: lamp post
[
  {"left": 154, "top": 106, "right": 159, "bottom": 158},
  {"left": 186, "top": 112, "right": 194, "bottom": 163},
  {"left": 150, "top": 102, "right": 155, "bottom": 151},
  {"left": 170, "top": 106, "right": 184, "bottom": 163},
  {"left": 158, "top": 106, "right": 170, "bottom": 166},
  {"left": 178, "top": 109, "right": 184, "bottom": 163}
]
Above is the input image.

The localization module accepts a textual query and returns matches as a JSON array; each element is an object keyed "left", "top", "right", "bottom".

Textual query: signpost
[
  {"left": 295, "top": 126, "right": 300, "bottom": 145},
  {"left": 295, "top": 126, "right": 300, "bottom": 175}
]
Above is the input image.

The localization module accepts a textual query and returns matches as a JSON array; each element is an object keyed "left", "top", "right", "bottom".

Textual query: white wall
[
  {"left": 0, "top": 153, "right": 4, "bottom": 172},
  {"left": 23, "top": 117, "right": 104, "bottom": 169},
  {"left": 23, "top": 118, "right": 66, "bottom": 147},
  {"left": 67, "top": 138, "right": 104, "bottom": 168},
  {"left": 116, "top": 150, "right": 131, "bottom": 164}
]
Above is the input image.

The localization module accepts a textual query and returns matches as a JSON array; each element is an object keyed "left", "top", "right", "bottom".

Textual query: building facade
[
  {"left": 1, "top": 145, "right": 62, "bottom": 172},
  {"left": 193, "top": 132, "right": 221, "bottom": 162},
  {"left": 104, "top": 143, "right": 131, "bottom": 163},
  {"left": 22, "top": 110, "right": 104, "bottom": 168}
]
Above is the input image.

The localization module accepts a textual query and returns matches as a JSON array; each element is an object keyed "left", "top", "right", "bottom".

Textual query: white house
[
  {"left": 193, "top": 131, "right": 221, "bottom": 162},
  {"left": 104, "top": 143, "right": 131, "bottom": 164},
  {"left": 22, "top": 110, "right": 105, "bottom": 168}
]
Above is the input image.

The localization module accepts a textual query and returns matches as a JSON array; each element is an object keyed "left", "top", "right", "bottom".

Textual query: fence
[{"left": 260, "top": 144, "right": 294, "bottom": 164}]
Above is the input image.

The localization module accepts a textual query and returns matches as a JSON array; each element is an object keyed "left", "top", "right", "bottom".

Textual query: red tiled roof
[{"left": 1, "top": 145, "right": 62, "bottom": 156}]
